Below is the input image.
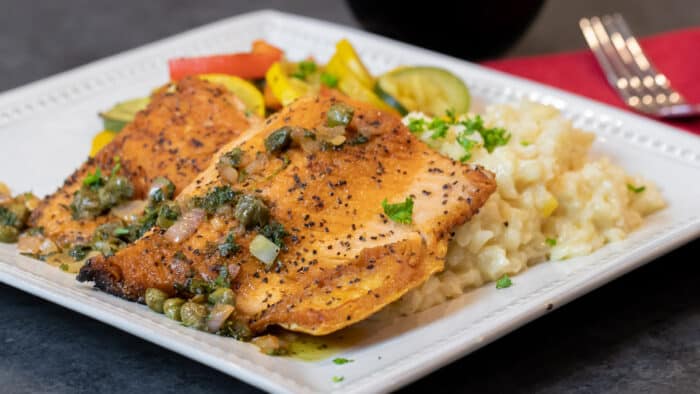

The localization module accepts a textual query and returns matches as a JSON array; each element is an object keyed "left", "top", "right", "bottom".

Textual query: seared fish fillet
[
  {"left": 78, "top": 95, "right": 496, "bottom": 335},
  {"left": 29, "top": 78, "right": 252, "bottom": 248}
]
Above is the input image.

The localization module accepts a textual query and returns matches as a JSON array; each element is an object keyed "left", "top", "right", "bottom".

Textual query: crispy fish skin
[
  {"left": 29, "top": 77, "right": 252, "bottom": 248},
  {"left": 78, "top": 95, "right": 496, "bottom": 335}
]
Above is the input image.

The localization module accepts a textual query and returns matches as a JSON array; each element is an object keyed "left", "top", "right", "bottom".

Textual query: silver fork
[{"left": 579, "top": 14, "right": 700, "bottom": 119}]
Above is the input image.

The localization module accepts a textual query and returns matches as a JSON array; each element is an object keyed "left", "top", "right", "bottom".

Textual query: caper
[
  {"left": 156, "top": 202, "right": 180, "bottom": 229},
  {"left": 163, "top": 297, "right": 185, "bottom": 321},
  {"left": 0, "top": 225, "right": 19, "bottom": 243},
  {"left": 218, "top": 147, "right": 244, "bottom": 169},
  {"left": 208, "top": 287, "right": 236, "bottom": 306},
  {"left": 265, "top": 127, "right": 293, "bottom": 154},
  {"left": 326, "top": 103, "right": 354, "bottom": 127},
  {"left": 68, "top": 244, "right": 92, "bottom": 261},
  {"left": 99, "top": 175, "right": 134, "bottom": 208},
  {"left": 218, "top": 319, "right": 253, "bottom": 340},
  {"left": 70, "top": 188, "right": 102, "bottom": 219},
  {"left": 190, "top": 294, "right": 207, "bottom": 304},
  {"left": 5, "top": 202, "right": 29, "bottom": 226},
  {"left": 180, "top": 302, "right": 208, "bottom": 329},
  {"left": 234, "top": 195, "right": 270, "bottom": 229},
  {"left": 145, "top": 288, "right": 168, "bottom": 313}
]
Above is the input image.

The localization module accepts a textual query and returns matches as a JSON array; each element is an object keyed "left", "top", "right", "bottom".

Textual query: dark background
[{"left": 1, "top": 1, "right": 699, "bottom": 393}]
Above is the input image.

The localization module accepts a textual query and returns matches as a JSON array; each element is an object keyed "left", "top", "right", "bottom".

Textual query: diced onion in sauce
[
  {"left": 249, "top": 234, "right": 280, "bottom": 267},
  {"left": 251, "top": 335, "right": 288, "bottom": 355},
  {"left": 206, "top": 303, "right": 235, "bottom": 333},
  {"left": 17, "top": 234, "right": 58, "bottom": 255},
  {"left": 219, "top": 165, "right": 239, "bottom": 184},
  {"left": 164, "top": 209, "right": 205, "bottom": 244},
  {"left": 110, "top": 199, "right": 147, "bottom": 223},
  {"left": 227, "top": 264, "right": 241, "bottom": 280},
  {"left": 245, "top": 154, "right": 268, "bottom": 175}
]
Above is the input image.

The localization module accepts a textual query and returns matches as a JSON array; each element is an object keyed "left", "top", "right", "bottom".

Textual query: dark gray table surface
[{"left": 1, "top": 1, "right": 698, "bottom": 393}]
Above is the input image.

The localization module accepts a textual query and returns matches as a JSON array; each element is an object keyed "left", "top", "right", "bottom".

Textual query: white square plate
[{"left": 0, "top": 10, "right": 699, "bottom": 394}]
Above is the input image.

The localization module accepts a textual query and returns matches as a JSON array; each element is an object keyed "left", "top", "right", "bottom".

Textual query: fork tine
[
  {"left": 579, "top": 17, "right": 633, "bottom": 104},
  {"left": 608, "top": 14, "right": 685, "bottom": 105},
  {"left": 582, "top": 16, "right": 642, "bottom": 108},
  {"left": 600, "top": 15, "right": 658, "bottom": 109}
]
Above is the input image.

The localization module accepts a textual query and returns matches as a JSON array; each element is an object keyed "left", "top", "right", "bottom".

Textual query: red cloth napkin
[{"left": 482, "top": 28, "right": 700, "bottom": 135}]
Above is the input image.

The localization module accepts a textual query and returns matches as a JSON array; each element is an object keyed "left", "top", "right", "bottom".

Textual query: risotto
[{"left": 393, "top": 101, "right": 666, "bottom": 314}]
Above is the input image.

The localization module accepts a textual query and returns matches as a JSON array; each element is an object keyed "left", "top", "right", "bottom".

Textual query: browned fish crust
[
  {"left": 29, "top": 77, "right": 252, "bottom": 248},
  {"left": 78, "top": 94, "right": 496, "bottom": 335}
]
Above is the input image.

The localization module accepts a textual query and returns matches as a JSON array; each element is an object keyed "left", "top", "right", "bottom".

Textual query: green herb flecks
[
  {"left": 219, "top": 147, "right": 244, "bottom": 169},
  {"left": 461, "top": 115, "right": 510, "bottom": 153},
  {"left": 545, "top": 238, "right": 557, "bottom": 247},
  {"left": 347, "top": 135, "right": 369, "bottom": 145},
  {"left": 428, "top": 118, "right": 449, "bottom": 140},
  {"left": 332, "top": 357, "right": 353, "bottom": 365},
  {"left": 0, "top": 206, "right": 18, "bottom": 227},
  {"left": 113, "top": 227, "right": 131, "bottom": 236},
  {"left": 218, "top": 231, "right": 240, "bottom": 258},
  {"left": 68, "top": 244, "right": 92, "bottom": 261},
  {"left": 407, "top": 118, "right": 426, "bottom": 133},
  {"left": 457, "top": 134, "right": 477, "bottom": 162},
  {"left": 382, "top": 197, "right": 414, "bottom": 224},
  {"left": 291, "top": 60, "right": 317, "bottom": 81},
  {"left": 496, "top": 274, "right": 512, "bottom": 289},
  {"left": 320, "top": 72, "right": 339, "bottom": 88},
  {"left": 259, "top": 221, "right": 288, "bottom": 249},
  {"left": 83, "top": 168, "right": 104, "bottom": 189},
  {"left": 627, "top": 183, "right": 646, "bottom": 194},
  {"left": 192, "top": 186, "right": 238, "bottom": 215},
  {"left": 71, "top": 158, "right": 134, "bottom": 220},
  {"left": 332, "top": 376, "right": 344, "bottom": 383}
]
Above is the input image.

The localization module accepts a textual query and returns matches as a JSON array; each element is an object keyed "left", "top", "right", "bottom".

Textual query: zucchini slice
[
  {"left": 376, "top": 66, "right": 470, "bottom": 116},
  {"left": 99, "top": 97, "right": 150, "bottom": 132}
]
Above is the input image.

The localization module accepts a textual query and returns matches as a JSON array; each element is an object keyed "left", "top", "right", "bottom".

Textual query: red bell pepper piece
[{"left": 168, "top": 40, "right": 283, "bottom": 81}]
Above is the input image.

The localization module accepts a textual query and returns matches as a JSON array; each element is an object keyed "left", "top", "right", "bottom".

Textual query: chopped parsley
[
  {"left": 406, "top": 112, "right": 510, "bottom": 160},
  {"left": 407, "top": 118, "right": 426, "bottom": 133},
  {"left": 332, "top": 376, "right": 344, "bottom": 383},
  {"left": 545, "top": 238, "right": 557, "bottom": 247},
  {"left": 110, "top": 157, "right": 122, "bottom": 177},
  {"left": 496, "top": 274, "right": 512, "bottom": 289},
  {"left": 520, "top": 140, "right": 531, "bottom": 146},
  {"left": 347, "top": 134, "right": 369, "bottom": 145},
  {"left": 113, "top": 227, "right": 131, "bottom": 236},
  {"left": 217, "top": 231, "right": 240, "bottom": 258},
  {"left": 382, "top": 197, "right": 414, "bottom": 224},
  {"left": 68, "top": 244, "right": 92, "bottom": 261},
  {"left": 219, "top": 147, "right": 244, "bottom": 169},
  {"left": 213, "top": 265, "right": 231, "bottom": 288},
  {"left": 82, "top": 168, "right": 103, "bottom": 188},
  {"left": 332, "top": 357, "right": 353, "bottom": 365},
  {"left": 192, "top": 186, "right": 238, "bottom": 215},
  {"left": 428, "top": 118, "right": 449, "bottom": 139},
  {"left": 291, "top": 60, "right": 317, "bottom": 80},
  {"left": 59, "top": 263, "right": 69, "bottom": 272},
  {"left": 259, "top": 221, "right": 288, "bottom": 249},
  {"left": 627, "top": 183, "right": 646, "bottom": 194},
  {"left": 320, "top": 72, "right": 339, "bottom": 88},
  {"left": 456, "top": 134, "right": 476, "bottom": 162},
  {"left": 461, "top": 115, "right": 510, "bottom": 153},
  {"left": 445, "top": 108, "right": 457, "bottom": 123},
  {"left": 0, "top": 207, "right": 18, "bottom": 227}
]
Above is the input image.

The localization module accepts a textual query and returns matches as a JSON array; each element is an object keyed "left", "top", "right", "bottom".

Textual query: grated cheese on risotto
[{"left": 392, "top": 101, "right": 665, "bottom": 314}]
